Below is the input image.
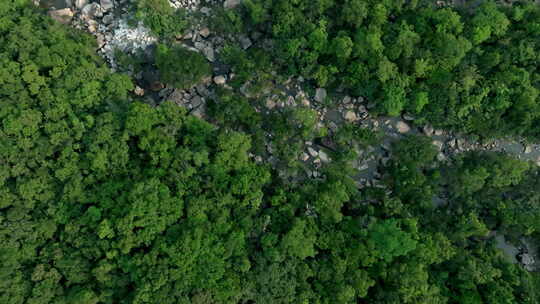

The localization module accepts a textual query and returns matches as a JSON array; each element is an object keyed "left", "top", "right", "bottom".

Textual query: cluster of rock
[
  {"left": 519, "top": 251, "right": 536, "bottom": 271},
  {"left": 45, "top": 0, "right": 243, "bottom": 69},
  {"left": 494, "top": 232, "right": 538, "bottom": 271},
  {"left": 43, "top": 0, "right": 254, "bottom": 98},
  {"left": 44, "top": 0, "right": 158, "bottom": 69},
  {"left": 169, "top": 0, "right": 240, "bottom": 11},
  {"left": 162, "top": 77, "right": 213, "bottom": 119},
  {"left": 177, "top": 26, "right": 222, "bottom": 63},
  {"left": 42, "top": 0, "right": 540, "bottom": 274},
  {"left": 168, "top": 0, "right": 200, "bottom": 11},
  {"left": 44, "top": 0, "right": 540, "bottom": 175}
]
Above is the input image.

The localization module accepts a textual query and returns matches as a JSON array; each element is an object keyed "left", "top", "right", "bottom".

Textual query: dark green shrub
[
  {"left": 136, "top": 0, "right": 188, "bottom": 38},
  {"left": 155, "top": 44, "right": 211, "bottom": 89}
]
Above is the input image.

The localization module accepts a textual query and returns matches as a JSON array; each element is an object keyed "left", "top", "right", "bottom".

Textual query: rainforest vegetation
[
  {"left": 1, "top": 0, "right": 540, "bottom": 303},
  {"left": 229, "top": 0, "right": 540, "bottom": 139}
]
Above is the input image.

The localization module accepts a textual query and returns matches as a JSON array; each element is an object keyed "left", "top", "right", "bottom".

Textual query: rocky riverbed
[
  {"left": 39, "top": 0, "right": 539, "bottom": 271},
  {"left": 40, "top": 0, "right": 540, "bottom": 185}
]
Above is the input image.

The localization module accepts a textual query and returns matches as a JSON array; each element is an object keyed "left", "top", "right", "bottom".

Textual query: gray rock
[
  {"left": 357, "top": 163, "right": 369, "bottom": 171},
  {"left": 300, "top": 152, "right": 309, "bottom": 162},
  {"left": 48, "top": 8, "right": 73, "bottom": 24},
  {"left": 87, "top": 19, "right": 98, "bottom": 33},
  {"left": 239, "top": 36, "right": 252, "bottom": 49},
  {"left": 314, "top": 88, "right": 327, "bottom": 103},
  {"left": 396, "top": 121, "right": 410, "bottom": 133},
  {"left": 75, "top": 0, "right": 87, "bottom": 9},
  {"left": 318, "top": 150, "right": 329, "bottom": 163},
  {"left": 200, "top": 7, "right": 211, "bottom": 15},
  {"left": 196, "top": 83, "right": 209, "bottom": 96},
  {"left": 102, "top": 13, "right": 114, "bottom": 25},
  {"left": 358, "top": 105, "right": 367, "bottom": 113},
  {"left": 199, "top": 27, "right": 210, "bottom": 38},
  {"left": 191, "top": 105, "right": 206, "bottom": 119},
  {"left": 81, "top": 3, "right": 102, "bottom": 19},
  {"left": 134, "top": 86, "right": 145, "bottom": 96},
  {"left": 194, "top": 41, "right": 205, "bottom": 50},
  {"left": 158, "top": 87, "right": 173, "bottom": 98},
  {"left": 344, "top": 111, "right": 357, "bottom": 122},
  {"left": 423, "top": 125, "right": 434, "bottom": 136},
  {"left": 520, "top": 253, "right": 534, "bottom": 266},
  {"left": 403, "top": 113, "right": 415, "bottom": 121},
  {"left": 202, "top": 46, "right": 215, "bottom": 62},
  {"left": 307, "top": 147, "right": 318, "bottom": 158},
  {"left": 100, "top": 0, "right": 114, "bottom": 11},
  {"left": 191, "top": 96, "right": 203, "bottom": 107},
  {"left": 524, "top": 145, "right": 532, "bottom": 154},
  {"left": 239, "top": 83, "right": 251, "bottom": 97},
  {"left": 457, "top": 138, "right": 467, "bottom": 150},
  {"left": 213, "top": 75, "right": 226, "bottom": 85},
  {"left": 224, "top": 0, "right": 241, "bottom": 9},
  {"left": 96, "top": 33, "right": 105, "bottom": 49},
  {"left": 437, "top": 152, "right": 447, "bottom": 162}
]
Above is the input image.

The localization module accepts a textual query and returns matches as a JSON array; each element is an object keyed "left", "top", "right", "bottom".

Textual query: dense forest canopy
[
  {"left": 1, "top": 0, "right": 540, "bottom": 304},
  {"left": 236, "top": 0, "right": 540, "bottom": 138}
]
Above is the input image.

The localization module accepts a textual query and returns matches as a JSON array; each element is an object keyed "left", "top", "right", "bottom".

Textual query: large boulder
[
  {"left": 81, "top": 3, "right": 102, "bottom": 20},
  {"left": 75, "top": 0, "right": 87, "bottom": 9},
  {"left": 396, "top": 121, "right": 410, "bottom": 133},
  {"left": 423, "top": 124, "right": 434, "bottom": 136},
  {"left": 344, "top": 110, "right": 358, "bottom": 122},
  {"left": 314, "top": 88, "right": 327, "bottom": 103},
  {"left": 100, "top": 0, "right": 114, "bottom": 11},
  {"left": 224, "top": 0, "right": 241, "bottom": 9},
  {"left": 239, "top": 35, "right": 252, "bottom": 49},
  {"left": 213, "top": 75, "right": 226, "bottom": 85},
  {"left": 48, "top": 8, "right": 73, "bottom": 24},
  {"left": 202, "top": 46, "right": 215, "bottom": 62}
]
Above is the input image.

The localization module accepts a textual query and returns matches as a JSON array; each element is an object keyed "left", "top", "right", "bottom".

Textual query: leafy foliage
[
  {"left": 2, "top": 2, "right": 540, "bottom": 304},
  {"left": 135, "top": 0, "right": 188, "bottom": 39},
  {"left": 238, "top": 0, "right": 540, "bottom": 139},
  {"left": 155, "top": 44, "right": 211, "bottom": 89}
]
